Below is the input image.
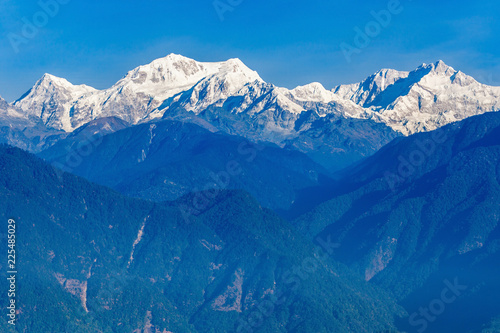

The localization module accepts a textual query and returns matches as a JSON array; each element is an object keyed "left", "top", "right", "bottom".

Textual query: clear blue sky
[{"left": 0, "top": 0, "right": 499, "bottom": 102}]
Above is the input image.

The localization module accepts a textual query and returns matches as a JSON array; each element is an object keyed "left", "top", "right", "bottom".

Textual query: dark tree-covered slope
[
  {"left": 294, "top": 112, "right": 500, "bottom": 333},
  {"left": 38, "top": 120, "right": 331, "bottom": 211},
  {"left": 0, "top": 145, "right": 404, "bottom": 332}
]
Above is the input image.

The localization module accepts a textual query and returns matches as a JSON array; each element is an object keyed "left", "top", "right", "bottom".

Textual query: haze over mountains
[
  {"left": 294, "top": 111, "right": 500, "bottom": 332},
  {"left": 0, "top": 145, "right": 404, "bottom": 333},
  {"left": 0, "top": 54, "right": 499, "bottom": 332},
  {"left": 2, "top": 108, "right": 499, "bottom": 333},
  {"left": 38, "top": 119, "right": 330, "bottom": 211}
]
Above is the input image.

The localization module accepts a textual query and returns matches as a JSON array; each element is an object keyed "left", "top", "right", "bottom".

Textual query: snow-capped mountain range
[
  {"left": 0, "top": 95, "right": 39, "bottom": 127},
  {"left": 9, "top": 54, "right": 500, "bottom": 137},
  {"left": 1, "top": 54, "right": 499, "bottom": 168},
  {"left": 13, "top": 54, "right": 263, "bottom": 132},
  {"left": 334, "top": 60, "right": 500, "bottom": 134}
]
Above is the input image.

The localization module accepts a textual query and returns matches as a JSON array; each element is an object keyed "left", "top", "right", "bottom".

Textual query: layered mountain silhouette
[
  {"left": 38, "top": 119, "right": 330, "bottom": 211},
  {"left": 0, "top": 145, "right": 404, "bottom": 332},
  {"left": 293, "top": 111, "right": 500, "bottom": 332},
  {"left": 0, "top": 55, "right": 499, "bottom": 332}
]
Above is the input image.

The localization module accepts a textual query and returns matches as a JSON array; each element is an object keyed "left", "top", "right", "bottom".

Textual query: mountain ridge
[
  {"left": 0, "top": 144, "right": 405, "bottom": 332},
  {"left": 291, "top": 112, "right": 500, "bottom": 332},
  {"left": 3, "top": 56, "right": 499, "bottom": 172},
  {"left": 11, "top": 56, "right": 500, "bottom": 136},
  {"left": 13, "top": 54, "right": 263, "bottom": 131}
]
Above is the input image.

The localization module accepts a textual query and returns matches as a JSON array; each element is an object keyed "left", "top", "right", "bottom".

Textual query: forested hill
[{"left": 0, "top": 145, "right": 404, "bottom": 332}]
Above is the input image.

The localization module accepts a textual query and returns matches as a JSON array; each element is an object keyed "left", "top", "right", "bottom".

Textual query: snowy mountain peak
[
  {"left": 148, "top": 53, "right": 200, "bottom": 66},
  {"left": 291, "top": 82, "right": 335, "bottom": 102},
  {"left": 369, "top": 60, "right": 500, "bottom": 134},
  {"left": 369, "top": 68, "right": 410, "bottom": 89},
  {"left": 413, "top": 60, "right": 480, "bottom": 88},
  {"left": 434, "top": 59, "right": 449, "bottom": 69},
  {"left": 163, "top": 53, "right": 191, "bottom": 61},
  {"left": 12, "top": 54, "right": 266, "bottom": 131},
  {"left": 218, "top": 58, "right": 262, "bottom": 81},
  {"left": 122, "top": 54, "right": 216, "bottom": 89},
  {"left": 13, "top": 73, "right": 97, "bottom": 130},
  {"left": 155, "top": 57, "right": 264, "bottom": 114},
  {"left": 416, "top": 60, "right": 456, "bottom": 77},
  {"left": 0, "top": 96, "right": 27, "bottom": 123},
  {"left": 118, "top": 54, "right": 262, "bottom": 96},
  {"left": 330, "top": 59, "right": 500, "bottom": 135},
  {"left": 432, "top": 59, "right": 453, "bottom": 72},
  {"left": 32, "top": 73, "right": 97, "bottom": 94},
  {"left": 38, "top": 73, "right": 68, "bottom": 86},
  {"left": 332, "top": 68, "right": 409, "bottom": 106},
  {"left": 10, "top": 56, "right": 500, "bottom": 138}
]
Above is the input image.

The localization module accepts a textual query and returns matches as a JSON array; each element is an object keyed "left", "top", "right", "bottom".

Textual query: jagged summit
[
  {"left": 331, "top": 59, "right": 500, "bottom": 134},
  {"left": 333, "top": 61, "right": 457, "bottom": 106},
  {"left": 13, "top": 55, "right": 264, "bottom": 131},
  {"left": 9, "top": 55, "right": 500, "bottom": 136},
  {"left": 333, "top": 68, "right": 409, "bottom": 106},
  {"left": 31, "top": 73, "right": 96, "bottom": 93},
  {"left": 122, "top": 54, "right": 220, "bottom": 89},
  {"left": 122, "top": 54, "right": 262, "bottom": 91},
  {"left": 291, "top": 82, "right": 336, "bottom": 102},
  {"left": 13, "top": 73, "right": 96, "bottom": 131},
  {"left": 38, "top": 73, "right": 74, "bottom": 87},
  {"left": 423, "top": 59, "right": 454, "bottom": 72}
]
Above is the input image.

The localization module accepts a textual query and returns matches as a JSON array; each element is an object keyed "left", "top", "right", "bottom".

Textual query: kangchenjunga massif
[{"left": 0, "top": 54, "right": 499, "bottom": 332}]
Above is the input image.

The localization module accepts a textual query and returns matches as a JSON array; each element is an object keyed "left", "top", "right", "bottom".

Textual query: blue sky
[{"left": 0, "top": 0, "right": 499, "bottom": 101}]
